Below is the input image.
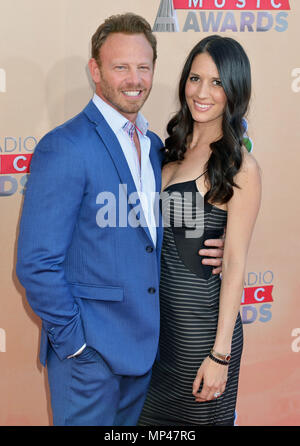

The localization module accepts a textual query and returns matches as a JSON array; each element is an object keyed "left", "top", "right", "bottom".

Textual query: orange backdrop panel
[{"left": 0, "top": 0, "right": 299, "bottom": 426}]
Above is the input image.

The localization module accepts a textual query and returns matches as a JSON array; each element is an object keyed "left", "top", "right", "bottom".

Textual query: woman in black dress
[{"left": 139, "top": 35, "right": 261, "bottom": 426}]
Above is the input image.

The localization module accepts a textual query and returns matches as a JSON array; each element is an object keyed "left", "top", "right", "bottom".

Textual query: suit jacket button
[
  {"left": 146, "top": 246, "right": 154, "bottom": 253},
  {"left": 148, "top": 287, "right": 156, "bottom": 294}
]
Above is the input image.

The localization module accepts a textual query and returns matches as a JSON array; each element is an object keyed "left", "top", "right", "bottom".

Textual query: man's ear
[{"left": 88, "top": 58, "right": 101, "bottom": 84}]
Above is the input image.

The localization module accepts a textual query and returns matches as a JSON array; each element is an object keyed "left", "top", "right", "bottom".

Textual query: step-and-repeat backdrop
[{"left": 0, "top": 0, "right": 299, "bottom": 426}]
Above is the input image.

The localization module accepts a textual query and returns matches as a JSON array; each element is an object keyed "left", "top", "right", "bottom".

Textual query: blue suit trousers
[{"left": 47, "top": 345, "right": 152, "bottom": 426}]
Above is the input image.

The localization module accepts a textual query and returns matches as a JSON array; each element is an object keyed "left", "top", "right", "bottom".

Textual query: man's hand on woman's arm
[{"left": 198, "top": 234, "right": 225, "bottom": 275}]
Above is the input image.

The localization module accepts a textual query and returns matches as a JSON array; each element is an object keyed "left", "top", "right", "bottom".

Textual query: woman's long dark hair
[{"left": 164, "top": 35, "right": 252, "bottom": 204}]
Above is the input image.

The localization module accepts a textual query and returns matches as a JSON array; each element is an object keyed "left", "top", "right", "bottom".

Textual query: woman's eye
[
  {"left": 190, "top": 76, "right": 199, "bottom": 82},
  {"left": 213, "top": 79, "right": 222, "bottom": 86}
]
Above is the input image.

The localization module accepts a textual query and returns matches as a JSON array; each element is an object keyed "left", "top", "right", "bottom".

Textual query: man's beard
[{"left": 98, "top": 73, "right": 151, "bottom": 116}]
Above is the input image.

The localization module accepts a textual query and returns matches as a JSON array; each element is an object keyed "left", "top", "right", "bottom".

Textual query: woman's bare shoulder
[
  {"left": 238, "top": 147, "right": 261, "bottom": 185},
  {"left": 241, "top": 147, "right": 260, "bottom": 171}
]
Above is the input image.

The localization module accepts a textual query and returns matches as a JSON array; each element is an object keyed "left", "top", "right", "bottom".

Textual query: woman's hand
[{"left": 192, "top": 356, "right": 228, "bottom": 402}]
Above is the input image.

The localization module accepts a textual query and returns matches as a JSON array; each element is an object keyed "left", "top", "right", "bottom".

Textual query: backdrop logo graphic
[
  {"left": 242, "top": 118, "right": 253, "bottom": 152},
  {"left": 153, "top": 0, "right": 179, "bottom": 31},
  {"left": 153, "top": 0, "right": 290, "bottom": 32},
  {"left": 291, "top": 328, "right": 300, "bottom": 353},
  {"left": 291, "top": 68, "right": 300, "bottom": 93},
  {"left": 241, "top": 270, "right": 274, "bottom": 324},
  {"left": 0, "top": 154, "right": 32, "bottom": 174},
  {"left": 0, "top": 154, "right": 32, "bottom": 196},
  {"left": 0, "top": 328, "right": 6, "bottom": 352},
  {"left": 0, "top": 69, "right": 6, "bottom": 93},
  {"left": 0, "top": 136, "right": 37, "bottom": 153},
  {"left": 0, "top": 137, "right": 36, "bottom": 197},
  {"left": 0, "top": 175, "right": 28, "bottom": 196}
]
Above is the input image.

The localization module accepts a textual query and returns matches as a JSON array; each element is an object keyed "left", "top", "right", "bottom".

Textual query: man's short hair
[{"left": 91, "top": 13, "right": 157, "bottom": 64}]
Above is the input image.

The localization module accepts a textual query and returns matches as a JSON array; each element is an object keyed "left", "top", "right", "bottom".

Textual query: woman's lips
[{"left": 194, "top": 101, "right": 213, "bottom": 112}]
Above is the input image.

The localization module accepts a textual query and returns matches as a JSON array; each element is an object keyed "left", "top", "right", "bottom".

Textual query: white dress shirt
[{"left": 92, "top": 93, "right": 157, "bottom": 246}]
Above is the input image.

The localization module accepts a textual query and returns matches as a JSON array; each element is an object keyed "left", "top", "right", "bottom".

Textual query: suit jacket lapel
[
  {"left": 84, "top": 100, "right": 155, "bottom": 244},
  {"left": 149, "top": 141, "right": 162, "bottom": 196},
  {"left": 149, "top": 134, "right": 164, "bottom": 250}
]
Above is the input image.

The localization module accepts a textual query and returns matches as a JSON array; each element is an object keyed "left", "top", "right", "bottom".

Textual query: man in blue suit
[{"left": 16, "top": 13, "right": 223, "bottom": 426}]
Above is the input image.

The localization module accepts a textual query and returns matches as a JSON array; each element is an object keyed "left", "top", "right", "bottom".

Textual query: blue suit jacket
[{"left": 16, "top": 100, "right": 164, "bottom": 375}]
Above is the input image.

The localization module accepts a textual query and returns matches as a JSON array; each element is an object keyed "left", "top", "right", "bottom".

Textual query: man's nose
[{"left": 126, "top": 68, "right": 141, "bottom": 85}]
